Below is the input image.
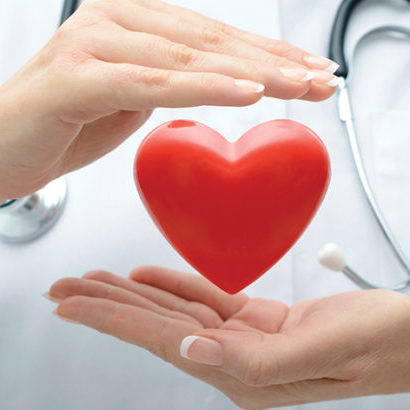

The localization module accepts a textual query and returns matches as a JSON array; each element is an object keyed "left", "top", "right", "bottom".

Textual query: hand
[
  {"left": 48, "top": 267, "right": 410, "bottom": 409},
  {"left": 0, "top": 0, "right": 339, "bottom": 203}
]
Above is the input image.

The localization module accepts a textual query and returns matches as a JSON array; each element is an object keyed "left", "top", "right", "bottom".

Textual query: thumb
[{"left": 179, "top": 329, "right": 334, "bottom": 387}]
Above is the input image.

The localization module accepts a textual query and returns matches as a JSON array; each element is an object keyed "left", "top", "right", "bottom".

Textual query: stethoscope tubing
[
  {"left": 60, "top": 0, "right": 80, "bottom": 26},
  {"left": 329, "top": 0, "right": 366, "bottom": 78},
  {"left": 329, "top": 0, "right": 410, "bottom": 79},
  {"left": 328, "top": 0, "right": 410, "bottom": 290}
]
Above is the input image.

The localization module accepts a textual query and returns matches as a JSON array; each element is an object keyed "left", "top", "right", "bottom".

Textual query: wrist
[
  {"left": 0, "top": 82, "right": 53, "bottom": 199},
  {"left": 374, "top": 291, "right": 410, "bottom": 394}
]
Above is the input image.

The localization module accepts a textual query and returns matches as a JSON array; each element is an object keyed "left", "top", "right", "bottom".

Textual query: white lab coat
[{"left": 0, "top": 0, "right": 409, "bottom": 409}]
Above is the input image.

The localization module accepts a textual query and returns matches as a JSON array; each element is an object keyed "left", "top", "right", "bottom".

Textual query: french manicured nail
[
  {"left": 304, "top": 55, "right": 340, "bottom": 74},
  {"left": 53, "top": 309, "right": 80, "bottom": 324},
  {"left": 43, "top": 292, "right": 63, "bottom": 303},
  {"left": 312, "top": 70, "right": 342, "bottom": 87},
  {"left": 234, "top": 79, "right": 265, "bottom": 94},
  {"left": 280, "top": 67, "right": 314, "bottom": 82},
  {"left": 325, "top": 62, "right": 340, "bottom": 74},
  {"left": 180, "top": 336, "right": 223, "bottom": 366},
  {"left": 326, "top": 77, "right": 342, "bottom": 87}
]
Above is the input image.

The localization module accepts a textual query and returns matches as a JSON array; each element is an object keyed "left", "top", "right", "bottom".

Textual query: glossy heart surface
[{"left": 135, "top": 119, "right": 330, "bottom": 294}]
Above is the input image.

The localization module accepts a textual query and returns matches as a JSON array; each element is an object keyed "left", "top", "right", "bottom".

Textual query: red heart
[{"left": 135, "top": 119, "right": 330, "bottom": 294}]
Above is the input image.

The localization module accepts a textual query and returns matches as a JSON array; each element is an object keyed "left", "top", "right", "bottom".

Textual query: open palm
[{"left": 48, "top": 267, "right": 410, "bottom": 409}]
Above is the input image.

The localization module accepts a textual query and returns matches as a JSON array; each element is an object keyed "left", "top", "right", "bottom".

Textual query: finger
[
  {"left": 54, "top": 295, "right": 244, "bottom": 397},
  {"left": 179, "top": 328, "right": 346, "bottom": 387},
  {"left": 55, "top": 296, "right": 200, "bottom": 363},
  {"left": 105, "top": 7, "right": 335, "bottom": 101},
  {"left": 129, "top": 266, "right": 249, "bottom": 320},
  {"left": 49, "top": 277, "right": 203, "bottom": 327},
  {"left": 130, "top": 0, "right": 338, "bottom": 72},
  {"left": 91, "top": 29, "right": 313, "bottom": 100},
  {"left": 300, "top": 70, "right": 341, "bottom": 102},
  {"left": 109, "top": 4, "right": 302, "bottom": 69},
  {"left": 54, "top": 297, "right": 352, "bottom": 407},
  {"left": 77, "top": 60, "right": 264, "bottom": 111},
  {"left": 82, "top": 270, "right": 223, "bottom": 328}
]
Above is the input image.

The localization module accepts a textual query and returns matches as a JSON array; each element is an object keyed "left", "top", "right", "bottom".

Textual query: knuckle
[
  {"left": 102, "top": 284, "right": 116, "bottom": 301},
  {"left": 81, "top": 0, "right": 117, "bottom": 16},
  {"left": 59, "top": 11, "right": 101, "bottom": 34},
  {"left": 200, "top": 25, "right": 223, "bottom": 46},
  {"left": 198, "top": 72, "right": 216, "bottom": 89},
  {"left": 167, "top": 43, "right": 197, "bottom": 66},
  {"left": 210, "top": 20, "right": 234, "bottom": 36},
  {"left": 195, "top": 73, "right": 224, "bottom": 104},
  {"left": 107, "top": 66, "right": 167, "bottom": 98},
  {"left": 135, "top": 67, "right": 168, "bottom": 87},
  {"left": 274, "top": 56, "right": 290, "bottom": 68},
  {"left": 43, "top": 13, "right": 109, "bottom": 69}
]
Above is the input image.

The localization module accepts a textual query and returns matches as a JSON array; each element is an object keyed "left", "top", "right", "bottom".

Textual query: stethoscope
[
  {"left": 318, "top": 0, "right": 410, "bottom": 290},
  {"left": 0, "top": 0, "right": 79, "bottom": 243}
]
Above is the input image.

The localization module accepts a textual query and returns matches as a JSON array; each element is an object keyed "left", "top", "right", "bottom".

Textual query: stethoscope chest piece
[{"left": 0, "top": 178, "right": 67, "bottom": 244}]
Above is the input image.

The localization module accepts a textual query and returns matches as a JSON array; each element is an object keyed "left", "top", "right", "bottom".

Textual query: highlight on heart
[{"left": 134, "top": 119, "right": 330, "bottom": 294}]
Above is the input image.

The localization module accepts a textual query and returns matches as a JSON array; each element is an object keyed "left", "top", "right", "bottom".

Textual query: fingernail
[
  {"left": 234, "top": 79, "right": 265, "bottom": 94},
  {"left": 312, "top": 70, "right": 342, "bottom": 87},
  {"left": 280, "top": 67, "right": 314, "bottom": 82},
  {"left": 43, "top": 292, "right": 63, "bottom": 303},
  {"left": 180, "top": 336, "right": 223, "bottom": 366},
  {"left": 324, "top": 62, "right": 340, "bottom": 74},
  {"left": 304, "top": 55, "right": 340, "bottom": 74},
  {"left": 53, "top": 309, "right": 80, "bottom": 324},
  {"left": 326, "top": 77, "right": 342, "bottom": 87}
]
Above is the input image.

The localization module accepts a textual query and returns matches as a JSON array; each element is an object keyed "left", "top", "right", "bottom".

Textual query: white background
[{"left": 1, "top": 0, "right": 410, "bottom": 409}]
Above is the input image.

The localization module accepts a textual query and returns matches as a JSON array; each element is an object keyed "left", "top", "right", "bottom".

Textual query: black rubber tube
[
  {"left": 329, "top": 0, "right": 410, "bottom": 78},
  {"left": 60, "top": 0, "right": 79, "bottom": 26},
  {"left": 0, "top": 200, "right": 16, "bottom": 209},
  {"left": 328, "top": 0, "right": 365, "bottom": 78}
]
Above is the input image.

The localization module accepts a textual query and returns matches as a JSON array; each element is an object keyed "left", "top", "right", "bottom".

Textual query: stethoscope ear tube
[
  {"left": 329, "top": 0, "right": 365, "bottom": 78},
  {"left": 326, "top": 0, "right": 410, "bottom": 291},
  {"left": 60, "top": 0, "right": 79, "bottom": 26}
]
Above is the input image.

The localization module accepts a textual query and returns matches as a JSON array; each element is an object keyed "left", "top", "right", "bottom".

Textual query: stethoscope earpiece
[
  {"left": 319, "top": 241, "right": 410, "bottom": 291},
  {"left": 318, "top": 243, "right": 347, "bottom": 272}
]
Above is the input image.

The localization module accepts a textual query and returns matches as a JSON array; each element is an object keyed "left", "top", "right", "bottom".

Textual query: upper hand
[
  {"left": 0, "top": 0, "right": 339, "bottom": 202},
  {"left": 48, "top": 267, "right": 410, "bottom": 409}
]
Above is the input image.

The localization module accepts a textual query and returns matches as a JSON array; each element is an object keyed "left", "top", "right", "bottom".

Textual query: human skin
[
  {"left": 48, "top": 267, "right": 410, "bottom": 409},
  {"left": 0, "top": 0, "right": 339, "bottom": 204}
]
